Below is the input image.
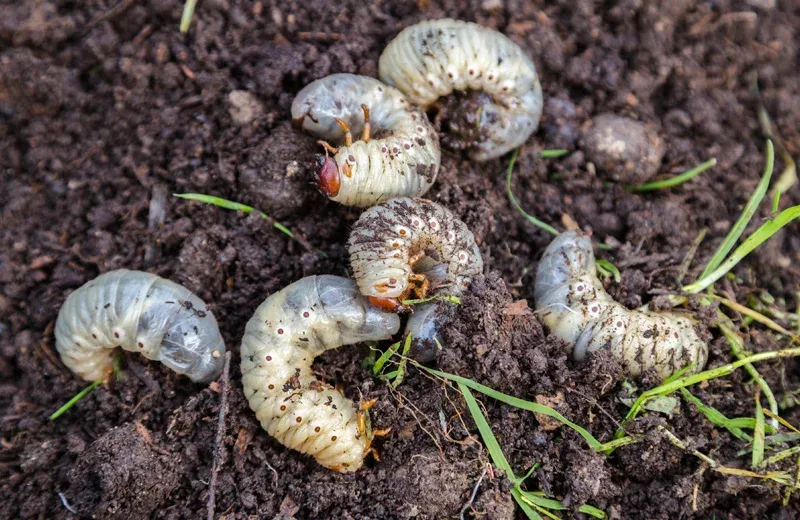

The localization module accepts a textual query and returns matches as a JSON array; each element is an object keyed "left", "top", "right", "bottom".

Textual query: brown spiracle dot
[
  {"left": 277, "top": 328, "right": 284, "bottom": 335},
  {"left": 315, "top": 426, "right": 321, "bottom": 432},
  {"left": 303, "top": 311, "right": 310, "bottom": 318},
  {"left": 114, "top": 332, "right": 120, "bottom": 338},
  {"left": 296, "top": 417, "right": 302, "bottom": 423},
  {"left": 266, "top": 355, "right": 272, "bottom": 361},
  {"left": 268, "top": 384, "right": 275, "bottom": 390},
  {"left": 280, "top": 405, "right": 287, "bottom": 411},
  {"left": 331, "top": 436, "right": 338, "bottom": 441}
]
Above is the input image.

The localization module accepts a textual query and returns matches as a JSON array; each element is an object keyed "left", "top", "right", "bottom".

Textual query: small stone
[
  {"left": 582, "top": 113, "right": 665, "bottom": 184},
  {"left": 227, "top": 90, "right": 264, "bottom": 125}
]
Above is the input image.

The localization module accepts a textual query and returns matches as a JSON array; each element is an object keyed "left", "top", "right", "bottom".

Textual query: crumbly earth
[{"left": 1, "top": 1, "right": 799, "bottom": 519}]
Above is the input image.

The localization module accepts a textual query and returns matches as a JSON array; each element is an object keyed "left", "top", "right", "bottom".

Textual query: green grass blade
[
  {"left": 457, "top": 383, "right": 547, "bottom": 520},
  {"left": 373, "top": 340, "right": 402, "bottom": 376},
  {"left": 630, "top": 158, "right": 717, "bottom": 193},
  {"left": 617, "top": 346, "right": 800, "bottom": 438},
  {"left": 766, "top": 445, "right": 800, "bottom": 466},
  {"left": 49, "top": 380, "right": 102, "bottom": 421},
  {"left": 429, "top": 367, "right": 603, "bottom": 450},
  {"left": 519, "top": 491, "right": 565, "bottom": 510},
  {"left": 579, "top": 504, "right": 607, "bottom": 519},
  {"left": 175, "top": 192, "right": 256, "bottom": 212},
  {"left": 513, "top": 489, "right": 545, "bottom": 520},
  {"left": 180, "top": 0, "right": 198, "bottom": 33},
  {"left": 458, "top": 383, "right": 515, "bottom": 476},
  {"left": 505, "top": 149, "right": 561, "bottom": 236},
  {"left": 680, "top": 388, "right": 751, "bottom": 441},
  {"left": 596, "top": 259, "right": 621, "bottom": 283},
  {"left": 717, "top": 317, "right": 780, "bottom": 428},
  {"left": 753, "top": 392, "right": 766, "bottom": 468},
  {"left": 685, "top": 206, "right": 799, "bottom": 295},
  {"left": 174, "top": 193, "right": 297, "bottom": 239},
  {"left": 391, "top": 334, "right": 413, "bottom": 389},
  {"left": 402, "top": 294, "right": 461, "bottom": 306},
  {"left": 773, "top": 189, "right": 782, "bottom": 214},
  {"left": 540, "top": 149, "right": 569, "bottom": 159},
  {"left": 693, "top": 140, "right": 774, "bottom": 283}
]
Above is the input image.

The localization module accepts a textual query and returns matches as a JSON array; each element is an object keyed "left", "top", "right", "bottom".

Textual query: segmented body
[
  {"left": 379, "top": 19, "right": 543, "bottom": 160},
  {"left": 240, "top": 275, "right": 401, "bottom": 472},
  {"left": 55, "top": 270, "right": 225, "bottom": 383},
  {"left": 348, "top": 197, "right": 483, "bottom": 301},
  {"left": 534, "top": 232, "right": 708, "bottom": 380},
  {"left": 291, "top": 74, "right": 440, "bottom": 207}
]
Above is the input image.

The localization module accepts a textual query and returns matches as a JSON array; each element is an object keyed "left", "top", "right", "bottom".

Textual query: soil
[{"left": 1, "top": 1, "right": 800, "bottom": 519}]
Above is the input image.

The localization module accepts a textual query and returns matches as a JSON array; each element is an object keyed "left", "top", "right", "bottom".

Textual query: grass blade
[
  {"left": 540, "top": 149, "right": 569, "bottom": 159},
  {"left": 174, "top": 193, "right": 325, "bottom": 256},
  {"left": 391, "top": 334, "right": 413, "bottom": 389},
  {"left": 428, "top": 367, "right": 603, "bottom": 450},
  {"left": 513, "top": 489, "right": 545, "bottom": 520},
  {"left": 709, "top": 294, "right": 800, "bottom": 343},
  {"left": 753, "top": 75, "right": 797, "bottom": 196},
  {"left": 180, "top": 0, "right": 198, "bottom": 33},
  {"left": 505, "top": 149, "right": 561, "bottom": 236},
  {"left": 630, "top": 158, "right": 717, "bottom": 193},
  {"left": 680, "top": 388, "right": 751, "bottom": 441},
  {"left": 685, "top": 202, "right": 800, "bottom": 294},
  {"left": 579, "top": 504, "right": 607, "bottom": 519},
  {"left": 373, "top": 340, "right": 402, "bottom": 375},
  {"left": 50, "top": 380, "right": 102, "bottom": 421},
  {"left": 174, "top": 193, "right": 295, "bottom": 237},
  {"left": 617, "top": 346, "right": 800, "bottom": 438},
  {"left": 693, "top": 140, "right": 774, "bottom": 283},
  {"left": 753, "top": 391, "right": 766, "bottom": 468},
  {"left": 717, "top": 317, "right": 779, "bottom": 428},
  {"left": 595, "top": 259, "right": 621, "bottom": 283},
  {"left": 766, "top": 445, "right": 800, "bottom": 466}
]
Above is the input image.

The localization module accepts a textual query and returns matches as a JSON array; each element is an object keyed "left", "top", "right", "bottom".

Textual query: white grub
[
  {"left": 534, "top": 232, "right": 708, "bottom": 380},
  {"left": 55, "top": 270, "right": 225, "bottom": 383},
  {"left": 348, "top": 197, "right": 483, "bottom": 305},
  {"left": 240, "top": 275, "right": 400, "bottom": 472},
  {"left": 291, "top": 73, "right": 440, "bottom": 207},
  {"left": 379, "top": 18, "right": 543, "bottom": 160}
]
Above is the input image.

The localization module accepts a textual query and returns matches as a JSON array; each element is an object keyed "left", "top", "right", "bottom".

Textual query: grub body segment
[
  {"left": 240, "top": 275, "right": 400, "bottom": 472},
  {"left": 534, "top": 232, "right": 708, "bottom": 380},
  {"left": 55, "top": 269, "right": 225, "bottom": 383},
  {"left": 379, "top": 19, "right": 543, "bottom": 160}
]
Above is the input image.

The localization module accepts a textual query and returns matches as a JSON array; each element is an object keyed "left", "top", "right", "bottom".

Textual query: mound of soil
[{"left": 1, "top": 0, "right": 799, "bottom": 519}]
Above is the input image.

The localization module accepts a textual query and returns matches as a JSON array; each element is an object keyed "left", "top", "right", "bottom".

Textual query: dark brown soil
[{"left": 2, "top": 1, "right": 800, "bottom": 519}]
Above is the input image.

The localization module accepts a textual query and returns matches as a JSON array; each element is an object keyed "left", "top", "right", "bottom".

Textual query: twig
[
  {"left": 460, "top": 468, "right": 488, "bottom": 520},
  {"left": 86, "top": 0, "right": 137, "bottom": 30},
  {"left": 658, "top": 425, "right": 717, "bottom": 467},
  {"left": 207, "top": 351, "right": 232, "bottom": 520}
]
